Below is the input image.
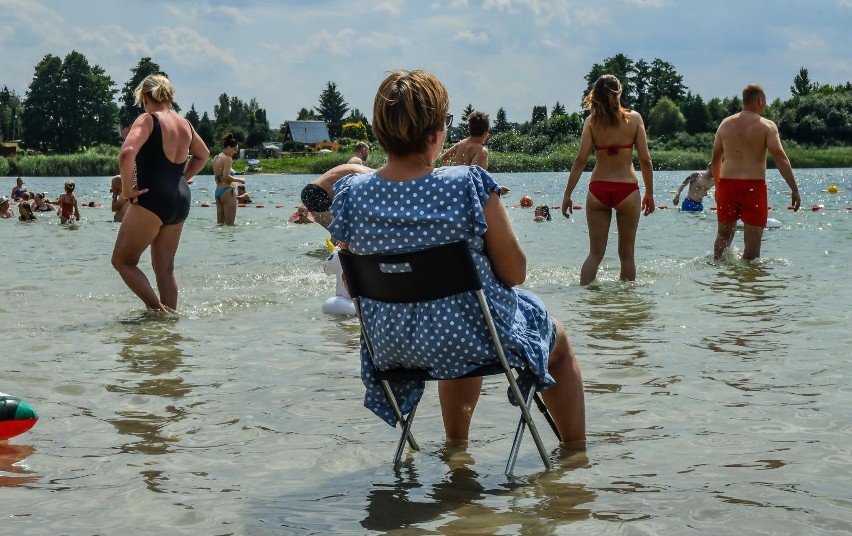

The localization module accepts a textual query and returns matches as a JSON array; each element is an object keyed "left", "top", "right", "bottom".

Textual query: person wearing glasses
[
  {"left": 440, "top": 110, "right": 490, "bottom": 169},
  {"left": 328, "top": 70, "right": 586, "bottom": 448}
]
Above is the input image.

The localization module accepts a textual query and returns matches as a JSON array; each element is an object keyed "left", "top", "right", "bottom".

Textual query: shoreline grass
[{"left": 2, "top": 145, "right": 850, "bottom": 177}]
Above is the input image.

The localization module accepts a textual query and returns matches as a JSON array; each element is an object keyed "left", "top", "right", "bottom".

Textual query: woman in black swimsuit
[{"left": 111, "top": 74, "right": 209, "bottom": 312}]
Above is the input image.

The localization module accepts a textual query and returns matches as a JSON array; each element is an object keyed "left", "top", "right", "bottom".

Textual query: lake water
[{"left": 2, "top": 169, "right": 851, "bottom": 535}]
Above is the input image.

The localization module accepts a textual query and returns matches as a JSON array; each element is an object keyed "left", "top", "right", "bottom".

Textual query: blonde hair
[
  {"left": 134, "top": 74, "right": 175, "bottom": 106},
  {"left": 583, "top": 75, "right": 630, "bottom": 126},
  {"left": 372, "top": 70, "right": 449, "bottom": 157}
]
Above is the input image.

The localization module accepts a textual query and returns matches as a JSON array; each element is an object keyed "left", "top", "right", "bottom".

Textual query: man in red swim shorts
[{"left": 711, "top": 84, "right": 801, "bottom": 260}]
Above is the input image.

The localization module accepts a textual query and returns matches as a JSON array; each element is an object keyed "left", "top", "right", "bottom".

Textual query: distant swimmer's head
[
  {"left": 534, "top": 205, "right": 552, "bottom": 221},
  {"left": 134, "top": 74, "right": 175, "bottom": 107},
  {"left": 64, "top": 180, "right": 75, "bottom": 192},
  {"left": 467, "top": 111, "right": 490, "bottom": 137},
  {"left": 373, "top": 70, "right": 449, "bottom": 158}
]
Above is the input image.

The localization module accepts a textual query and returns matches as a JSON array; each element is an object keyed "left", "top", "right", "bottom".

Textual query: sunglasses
[{"left": 445, "top": 114, "right": 453, "bottom": 128}]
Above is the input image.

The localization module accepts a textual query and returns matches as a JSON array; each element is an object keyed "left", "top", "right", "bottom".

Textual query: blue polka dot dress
[{"left": 330, "top": 166, "right": 556, "bottom": 426}]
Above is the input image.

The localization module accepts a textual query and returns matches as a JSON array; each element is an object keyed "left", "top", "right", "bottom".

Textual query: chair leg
[
  {"left": 380, "top": 379, "right": 420, "bottom": 459},
  {"left": 533, "top": 392, "right": 561, "bottom": 442},
  {"left": 505, "top": 376, "right": 552, "bottom": 475},
  {"left": 394, "top": 404, "right": 419, "bottom": 464}
]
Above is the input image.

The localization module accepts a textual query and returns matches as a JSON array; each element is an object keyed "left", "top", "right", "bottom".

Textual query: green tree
[
  {"left": 0, "top": 86, "right": 24, "bottom": 141},
  {"left": 706, "top": 97, "right": 726, "bottom": 126},
  {"left": 778, "top": 88, "right": 852, "bottom": 145},
  {"left": 551, "top": 102, "right": 566, "bottom": 116},
  {"left": 493, "top": 107, "right": 511, "bottom": 133},
  {"left": 530, "top": 105, "right": 548, "bottom": 124},
  {"left": 454, "top": 103, "right": 475, "bottom": 141},
  {"left": 647, "top": 59, "right": 686, "bottom": 107},
  {"left": 85, "top": 64, "right": 119, "bottom": 147},
  {"left": 584, "top": 53, "right": 636, "bottom": 108},
  {"left": 631, "top": 59, "right": 652, "bottom": 119},
  {"left": 314, "top": 82, "right": 349, "bottom": 139},
  {"left": 185, "top": 104, "right": 200, "bottom": 127},
  {"left": 791, "top": 67, "right": 816, "bottom": 98},
  {"left": 648, "top": 97, "right": 685, "bottom": 137},
  {"left": 214, "top": 93, "right": 232, "bottom": 129},
  {"left": 197, "top": 112, "right": 216, "bottom": 149},
  {"left": 57, "top": 52, "right": 118, "bottom": 151},
  {"left": 681, "top": 92, "right": 712, "bottom": 134},
  {"left": 722, "top": 96, "right": 742, "bottom": 116},
  {"left": 22, "top": 51, "right": 117, "bottom": 152},
  {"left": 22, "top": 54, "right": 63, "bottom": 150},
  {"left": 297, "top": 107, "right": 318, "bottom": 120},
  {"left": 119, "top": 57, "right": 167, "bottom": 128}
]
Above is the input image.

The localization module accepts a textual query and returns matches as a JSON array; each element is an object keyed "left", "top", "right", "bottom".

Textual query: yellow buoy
[{"left": 827, "top": 184, "right": 839, "bottom": 194}]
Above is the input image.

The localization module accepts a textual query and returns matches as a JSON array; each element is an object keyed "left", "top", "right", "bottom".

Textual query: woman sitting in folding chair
[{"left": 328, "top": 70, "right": 586, "bottom": 449}]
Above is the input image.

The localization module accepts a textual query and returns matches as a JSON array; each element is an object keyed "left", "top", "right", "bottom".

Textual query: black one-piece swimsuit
[{"left": 135, "top": 113, "right": 191, "bottom": 225}]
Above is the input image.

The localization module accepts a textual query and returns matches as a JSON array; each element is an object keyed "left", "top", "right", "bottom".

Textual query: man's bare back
[
  {"left": 710, "top": 84, "right": 800, "bottom": 260},
  {"left": 714, "top": 111, "right": 777, "bottom": 180}
]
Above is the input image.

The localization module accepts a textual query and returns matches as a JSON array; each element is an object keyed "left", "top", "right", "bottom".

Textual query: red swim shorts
[{"left": 715, "top": 178, "right": 768, "bottom": 227}]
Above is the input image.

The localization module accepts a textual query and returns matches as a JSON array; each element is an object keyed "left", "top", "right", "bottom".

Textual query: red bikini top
[{"left": 594, "top": 143, "right": 634, "bottom": 156}]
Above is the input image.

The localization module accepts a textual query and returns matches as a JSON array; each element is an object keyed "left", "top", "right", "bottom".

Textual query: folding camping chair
[{"left": 338, "top": 241, "right": 561, "bottom": 475}]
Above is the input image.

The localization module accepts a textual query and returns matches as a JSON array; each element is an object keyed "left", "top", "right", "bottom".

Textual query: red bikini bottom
[{"left": 588, "top": 181, "right": 639, "bottom": 209}]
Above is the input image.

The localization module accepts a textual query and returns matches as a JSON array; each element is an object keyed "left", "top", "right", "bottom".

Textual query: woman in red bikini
[{"left": 561, "top": 75, "right": 654, "bottom": 285}]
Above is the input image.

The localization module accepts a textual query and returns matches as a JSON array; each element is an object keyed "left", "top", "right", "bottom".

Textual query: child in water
[
  {"left": 289, "top": 204, "right": 314, "bottom": 224},
  {"left": 52, "top": 180, "right": 80, "bottom": 224},
  {"left": 533, "top": 205, "right": 552, "bottom": 222}
]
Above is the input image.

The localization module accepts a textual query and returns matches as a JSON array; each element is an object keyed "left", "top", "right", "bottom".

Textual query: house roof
[{"left": 288, "top": 121, "right": 329, "bottom": 143}]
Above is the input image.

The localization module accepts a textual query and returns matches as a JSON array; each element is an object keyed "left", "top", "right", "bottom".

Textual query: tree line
[{"left": 1, "top": 51, "right": 850, "bottom": 157}]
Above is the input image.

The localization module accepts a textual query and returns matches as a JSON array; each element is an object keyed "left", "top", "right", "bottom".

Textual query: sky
[{"left": 1, "top": 0, "right": 850, "bottom": 129}]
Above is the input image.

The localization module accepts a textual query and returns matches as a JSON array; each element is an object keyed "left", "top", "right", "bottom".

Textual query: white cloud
[
  {"left": 625, "top": 0, "right": 666, "bottom": 7},
  {"left": 453, "top": 29, "right": 490, "bottom": 45},
  {"left": 201, "top": 5, "right": 253, "bottom": 25},
  {"left": 482, "top": 0, "right": 521, "bottom": 14},
  {"left": 374, "top": 0, "right": 404, "bottom": 16},
  {"left": 838, "top": 0, "right": 852, "bottom": 7}
]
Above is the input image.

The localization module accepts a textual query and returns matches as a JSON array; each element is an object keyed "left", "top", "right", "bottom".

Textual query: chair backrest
[{"left": 338, "top": 241, "right": 482, "bottom": 303}]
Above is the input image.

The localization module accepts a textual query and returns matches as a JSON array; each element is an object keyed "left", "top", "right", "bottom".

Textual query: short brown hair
[
  {"left": 372, "top": 70, "right": 449, "bottom": 157},
  {"left": 467, "top": 111, "right": 490, "bottom": 136},
  {"left": 742, "top": 84, "right": 765, "bottom": 106}
]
